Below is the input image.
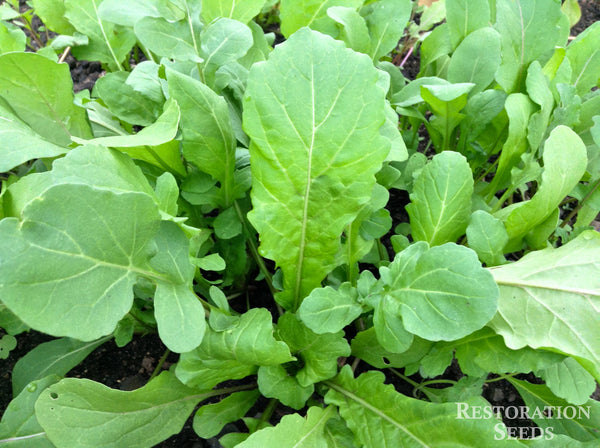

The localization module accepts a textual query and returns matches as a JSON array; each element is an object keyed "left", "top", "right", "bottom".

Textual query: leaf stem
[
  {"left": 388, "top": 368, "right": 420, "bottom": 388},
  {"left": 148, "top": 349, "right": 171, "bottom": 381},
  {"left": 256, "top": 398, "right": 279, "bottom": 431}
]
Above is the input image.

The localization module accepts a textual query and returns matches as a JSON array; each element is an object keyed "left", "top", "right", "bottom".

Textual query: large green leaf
[
  {"left": 0, "top": 20, "right": 25, "bottom": 53},
  {"left": 297, "top": 283, "right": 362, "bottom": 334},
  {"left": 201, "top": 0, "right": 265, "bottom": 24},
  {"left": 134, "top": 16, "right": 201, "bottom": 62},
  {"left": 565, "top": 21, "right": 600, "bottom": 95},
  {"left": 236, "top": 406, "right": 334, "bottom": 448},
  {"left": 488, "top": 231, "right": 600, "bottom": 381},
  {"left": 326, "top": 6, "right": 370, "bottom": 54},
  {"left": 363, "top": 0, "right": 412, "bottom": 61},
  {"left": 167, "top": 68, "right": 237, "bottom": 205},
  {"left": 325, "top": 366, "right": 525, "bottom": 447},
  {"left": 382, "top": 242, "right": 498, "bottom": 341},
  {"left": 494, "top": 0, "right": 567, "bottom": 93},
  {"left": 0, "top": 184, "right": 160, "bottom": 341},
  {"left": 193, "top": 390, "right": 260, "bottom": 438},
  {"left": 0, "top": 52, "right": 92, "bottom": 146},
  {"left": 0, "top": 102, "right": 68, "bottom": 172},
  {"left": 31, "top": 0, "right": 76, "bottom": 35},
  {"left": 0, "top": 375, "right": 59, "bottom": 448},
  {"left": 407, "top": 151, "right": 474, "bottom": 246},
  {"left": 35, "top": 372, "right": 203, "bottom": 448},
  {"left": 64, "top": 0, "right": 136, "bottom": 70},
  {"left": 243, "top": 28, "right": 390, "bottom": 310},
  {"left": 445, "top": 0, "right": 490, "bottom": 49},
  {"left": 279, "top": 0, "right": 362, "bottom": 38},
  {"left": 98, "top": 0, "right": 183, "bottom": 27},
  {"left": 12, "top": 337, "right": 110, "bottom": 396}
]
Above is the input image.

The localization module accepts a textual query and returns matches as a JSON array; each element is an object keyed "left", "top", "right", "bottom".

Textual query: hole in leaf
[
  {"left": 382, "top": 357, "right": 391, "bottom": 365},
  {"left": 50, "top": 392, "right": 58, "bottom": 399}
]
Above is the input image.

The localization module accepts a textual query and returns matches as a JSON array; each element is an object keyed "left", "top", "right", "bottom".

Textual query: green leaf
[
  {"left": 167, "top": 68, "right": 237, "bottom": 206},
  {"left": 193, "top": 390, "right": 260, "bottom": 438},
  {"left": 494, "top": 0, "right": 567, "bottom": 93},
  {"left": 35, "top": 372, "right": 203, "bottom": 448},
  {"left": 134, "top": 16, "right": 202, "bottom": 62},
  {"left": 297, "top": 283, "right": 362, "bottom": 334},
  {"left": 445, "top": 0, "right": 490, "bottom": 49},
  {"left": 325, "top": 366, "right": 524, "bottom": 447},
  {"left": 276, "top": 312, "right": 350, "bottom": 387},
  {"left": 537, "top": 357, "right": 597, "bottom": 406},
  {"left": 0, "top": 375, "right": 59, "bottom": 448},
  {"left": 243, "top": 29, "right": 390, "bottom": 310},
  {"left": 279, "top": 0, "right": 362, "bottom": 38},
  {"left": 383, "top": 242, "right": 499, "bottom": 341},
  {"left": 64, "top": 0, "right": 136, "bottom": 71},
  {"left": 257, "top": 365, "right": 315, "bottom": 409},
  {"left": 407, "top": 151, "right": 474, "bottom": 246},
  {"left": 155, "top": 172, "right": 179, "bottom": 216},
  {"left": 0, "top": 20, "right": 26, "bottom": 53},
  {"left": 508, "top": 378, "right": 600, "bottom": 442},
  {"left": 526, "top": 61, "right": 555, "bottom": 151},
  {"left": 0, "top": 334, "right": 16, "bottom": 359},
  {"left": 466, "top": 210, "right": 508, "bottom": 266},
  {"left": 373, "top": 296, "right": 413, "bottom": 353},
  {"left": 447, "top": 27, "right": 501, "bottom": 95},
  {"left": 486, "top": 93, "right": 535, "bottom": 196},
  {"left": 74, "top": 100, "right": 186, "bottom": 176},
  {"left": 0, "top": 52, "right": 92, "bottom": 146},
  {"left": 0, "top": 183, "right": 160, "bottom": 341},
  {"left": 500, "top": 126, "right": 587, "bottom": 243},
  {"left": 150, "top": 221, "right": 206, "bottom": 353},
  {"left": 98, "top": 0, "right": 184, "bottom": 27},
  {"left": 236, "top": 406, "right": 335, "bottom": 448},
  {"left": 213, "top": 206, "right": 243, "bottom": 239},
  {"left": 12, "top": 337, "right": 109, "bottom": 396},
  {"left": 0, "top": 103, "right": 69, "bottom": 172},
  {"left": 94, "top": 71, "right": 163, "bottom": 127},
  {"left": 32, "top": 0, "right": 76, "bottom": 35},
  {"left": 566, "top": 21, "right": 600, "bottom": 95},
  {"left": 201, "top": 0, "right": 266, "bottom": 24},
  {"left": 488, "top": 231, "right": 600, "bottom": 381},
  {"left": 326, "top": 6, "right": 370, "bottom": 54},
  {"left": 363, "top": 0, "right": 412, "bottom": 61}
]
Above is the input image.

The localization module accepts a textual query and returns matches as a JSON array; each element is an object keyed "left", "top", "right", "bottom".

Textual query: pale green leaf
[
  {"left": 508, "top": 378, "right": 600, "bottom": 442},
  {"left": 526, "top": 61, "right": 555, "bottom": 151},
  {"left": 494, "top": 0, "right": 567, "bottom": 93},
  {"left": 501, "top": 126, "right": 587, "bottom": 243},
  {"left": 445, "top": 0, "right": 490, "bottom": 49},
  {"left": 0, "top": 375, "right": 59, "bottom": 448},
  {"left": 364, "top": 0, "right": 412, "bottom": 61},
  {"left": 98, "top": 0, "right": 184, "bottom": 27},
  {"left": 257, "top": 365, "right": 315, "bottom": 409},
  {"left": 64, "top": 0, "right": 136, "bottom": 70},
  {"left": 537, "top": 357, "right": 597, "bottom": 406},
  {"left": 325, "top": 366, "right": 524, "bottom": 447},
  {"left": 236, "top": 406, "right": 334, "bottom": 448},
  {"left": 0, "top": 103, "right": 68, "bottom": 172},
  {"left": 200, "top": 18, "right": 253, "bottom": 72},
  {"left": 373, "top": 296, "right": 413, "bottom": 353},
  {"left": 31, "top": 0, "right": 76, "bottom": 35},
  {"left": 384, "top": 242, "right": 499, "bottom": 341},
  {"left": 297, "top": 283, "right": 362, "bottom": 334},
  {"left": 466, "top": 210, "right": 508, "bottom": 266},
  {"left": 167, "top": 68, "right": 237, "bottom": 206},
  {"left": 134, "top": 16, "right": 201, "bottom": 62},
  {"left": 243, "top": 29, "right": 390, "bottom": 310},
  {"left": 279, "top": 0, "right": 362, "bottom": 38},
  {"left": 0, "top": 20, "right": 26, "bottom": 53},
  {"left": 201, "top": 0, "right": 266, "bottom": 24},
  {"left": 193, "top": 390, "right": 260, "bottom": 438},
  {"left": 0, "top": 183, "right": 160, "bottom": 341},
  {"left": 155, "top": 172, "right": 179, "bottom": 216},
  {"left": 407, "top": 151, "right": 474, "bottom": 246},
  {"left": 276, "top": 312, "right": 350, "bottom": 387},
  {"left": 566, "top": 21, "right": 600, "bottom": 95},
  {"left": 150, "top": 222, "right": 206, "bottom": 353},
  {"left": 0, "top": 52, "right": 92, "bottom": 146},
  {"left": 12, "top": 337, "right": 109, "bottom": 396},
  {"left": 447, "top": 27, "right": 501, "bottom": 95},
  {"left": 35, "top": 372, "right": 203, "bottom": 448},
  {"left": 326, "top": 6, "right": 370, "bottom": 54},
  {"left": 488, "top": 231, "right": 600, "bottom": 381}
]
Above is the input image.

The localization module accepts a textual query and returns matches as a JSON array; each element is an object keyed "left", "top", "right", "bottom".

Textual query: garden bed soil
[{"left": 2, "top": 1, "right": 600, "bottom": 447}]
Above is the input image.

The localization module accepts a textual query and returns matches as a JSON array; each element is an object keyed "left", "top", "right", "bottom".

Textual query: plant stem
[
  {"left": 559, "top": 178, "right": 600, "bottom": 228},
  {"left": 388, "top": 368, "right": 421, "bottom": 389},
  {"left": 486, "top": 373, "right": 518, "bottom": 383},
  {"left": 149, "top": 349, "right": 171, "bottom": 381},
  {"left": 256, "top": 398, "right": 278, "bottom": 431},
  {"left": 58, "top": 47, "right": 71, "bottom": 64}
]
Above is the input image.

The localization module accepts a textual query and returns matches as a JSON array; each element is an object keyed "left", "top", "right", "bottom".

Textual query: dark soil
[{"left": 571, "top": 0, "right": 600, "bottom": 36}]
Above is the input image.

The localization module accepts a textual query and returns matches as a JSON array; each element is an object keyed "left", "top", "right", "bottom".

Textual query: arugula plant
[{"left": 0, "top": 0, "right": 599, "bottom": 447}]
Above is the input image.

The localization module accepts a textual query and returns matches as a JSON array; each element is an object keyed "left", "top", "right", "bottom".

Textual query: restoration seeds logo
[{"left": 456, "top": 403, "right": 593, "bottom": 440}]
